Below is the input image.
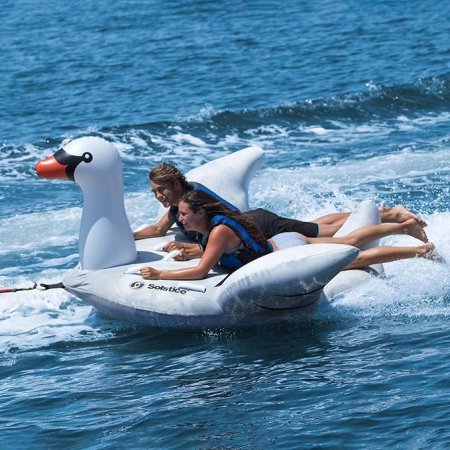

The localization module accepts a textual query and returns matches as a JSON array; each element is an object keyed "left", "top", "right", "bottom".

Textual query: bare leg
[
  {"left": 303, "top": 218, "right": 428, "bottom": 247},
  {"left": 313, "top": 205, "right": 427, "bottom": 237},
  {"left": 313, "top": 212, "right": 349, "bottom": 227},
  {"left": 316, "top": 223, "right": 346, "bottom": 237},
  {"left": 379, "top": 205, "right": 427, "bottom": 227},
  {"left": 345, "top": 242, "right": 440, "bottom": 269}
]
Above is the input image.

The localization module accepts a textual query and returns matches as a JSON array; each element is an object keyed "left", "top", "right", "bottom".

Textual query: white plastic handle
[
  {"left": 162, "top": 249, "right": 181, "bottom": 261},
  {"left": 176, "top": 283, "right": 206, "bottom": 293}
]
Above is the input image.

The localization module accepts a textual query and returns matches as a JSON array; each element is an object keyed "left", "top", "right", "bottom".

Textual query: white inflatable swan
[{"left": 35, "top": 137, "right": 382, "bottom": 328}]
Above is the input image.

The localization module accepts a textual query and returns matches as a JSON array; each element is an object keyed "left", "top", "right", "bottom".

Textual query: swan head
[
  {"left": 35, "top": 137, "right": 136, "bottom": 270},
  {"left": 35, "top": 136, "right": 121, "bottom": 187}
]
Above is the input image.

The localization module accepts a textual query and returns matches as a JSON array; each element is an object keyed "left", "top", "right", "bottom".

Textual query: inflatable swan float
[{"left": 35, "top": 137, "right": 383, "bottom": 328}]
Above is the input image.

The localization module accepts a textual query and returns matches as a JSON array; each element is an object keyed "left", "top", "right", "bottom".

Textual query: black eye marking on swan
[
  {"left": 82, "top": 152, "right": 93, "bottom": 163},
  {"left": 54, "top": 149, "right": 94, "bottom": 181}
]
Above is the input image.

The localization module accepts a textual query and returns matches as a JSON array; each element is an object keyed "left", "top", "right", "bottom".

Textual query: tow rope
[{"left": 0, "top": 282, "right": 64, "bottom": 294}]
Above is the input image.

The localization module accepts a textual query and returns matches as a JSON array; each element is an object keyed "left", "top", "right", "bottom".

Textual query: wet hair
[
  {"left": 180, "top": 189, "right": 270, "bottom": 250},
  {"left": 149, "top": 163, "right": 191, "bottom": 190}
]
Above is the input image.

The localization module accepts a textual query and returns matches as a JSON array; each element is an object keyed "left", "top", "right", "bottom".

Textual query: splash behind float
[{"left": 35, "top": 137, "right": 382, "bottom": 328}]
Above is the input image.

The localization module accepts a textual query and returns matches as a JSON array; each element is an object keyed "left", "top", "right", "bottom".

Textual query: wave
[
  {"left": 129, "top": 75, "right": 450, "bottom": 146},
  {"left": 242, "top": 74, "right": 450, "bottom": 123},
  {"left": 3, "top": 74, "right": 449, "bottom": 146}
]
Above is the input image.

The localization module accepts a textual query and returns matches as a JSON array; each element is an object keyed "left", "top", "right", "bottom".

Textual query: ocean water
[{"left": 1, "top": 0, "right": 450, "bottom": 448}]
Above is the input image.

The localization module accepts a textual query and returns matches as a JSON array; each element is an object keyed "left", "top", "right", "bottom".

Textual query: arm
[
  {"left": 133, "top": 211, "right": 174, "bottom": 240},
  {"left": 163, "top": 241, "right": 204, "bottom": 260},
  {"left": 140, "top": 225, "right": 237, "bottom": 280}
]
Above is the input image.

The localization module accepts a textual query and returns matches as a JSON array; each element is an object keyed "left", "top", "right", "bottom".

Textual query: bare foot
[
  {"left": 403, "top": 218, "right": 428, "bottom": 243},
  {"left": 417, "top": 242, "right": 446, "bottom": 263},
  {"left": 379, "top": 205, "right": 427, "bottom": 227}
]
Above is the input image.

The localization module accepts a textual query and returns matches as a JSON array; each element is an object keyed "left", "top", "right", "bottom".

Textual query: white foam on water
[
  {"left": 309, "top": 211, "right": 449, "bottom": 322},
  {"left": 0, "top": 269, "right": 107, "bottom": 355},
  {"left": 397, "top": 111, "right": 450, "bottom": 127},
  {"left": 0, "top": 207, "right": 80, "bottom": 257},
  {"left": 2, "top": 106, "right": 449, "bottom": 182},
  {"left": 242, "top": 111, "right": 450, "bottom": 154},
  {"left": 173, "top": 132, "right": 208, "bottom": 147},
  {"left": 249, "top": 142, "right": 450, "bottom": 217}
]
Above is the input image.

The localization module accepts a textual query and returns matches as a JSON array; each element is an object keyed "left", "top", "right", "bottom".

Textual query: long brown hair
[{"left": 180, "top": 190, "right": 269, "bottom": 250}]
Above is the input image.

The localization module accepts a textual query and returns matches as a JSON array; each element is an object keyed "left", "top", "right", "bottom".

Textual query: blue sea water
[{"left": 1, "top": 0, "right": 450, "bottom": 448}]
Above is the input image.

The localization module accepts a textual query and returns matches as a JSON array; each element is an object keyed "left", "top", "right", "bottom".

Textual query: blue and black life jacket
[
  {"left": 202, "top": 214, "right": 273, "bottom": 271},
  {"left": 170, "top": 182, "right": 239, "bottom": 240}
]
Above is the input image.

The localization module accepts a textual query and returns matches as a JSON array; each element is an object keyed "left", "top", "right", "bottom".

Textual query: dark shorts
[{"left": 245, "top": 208, "right": 319, "bottom": 238}]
